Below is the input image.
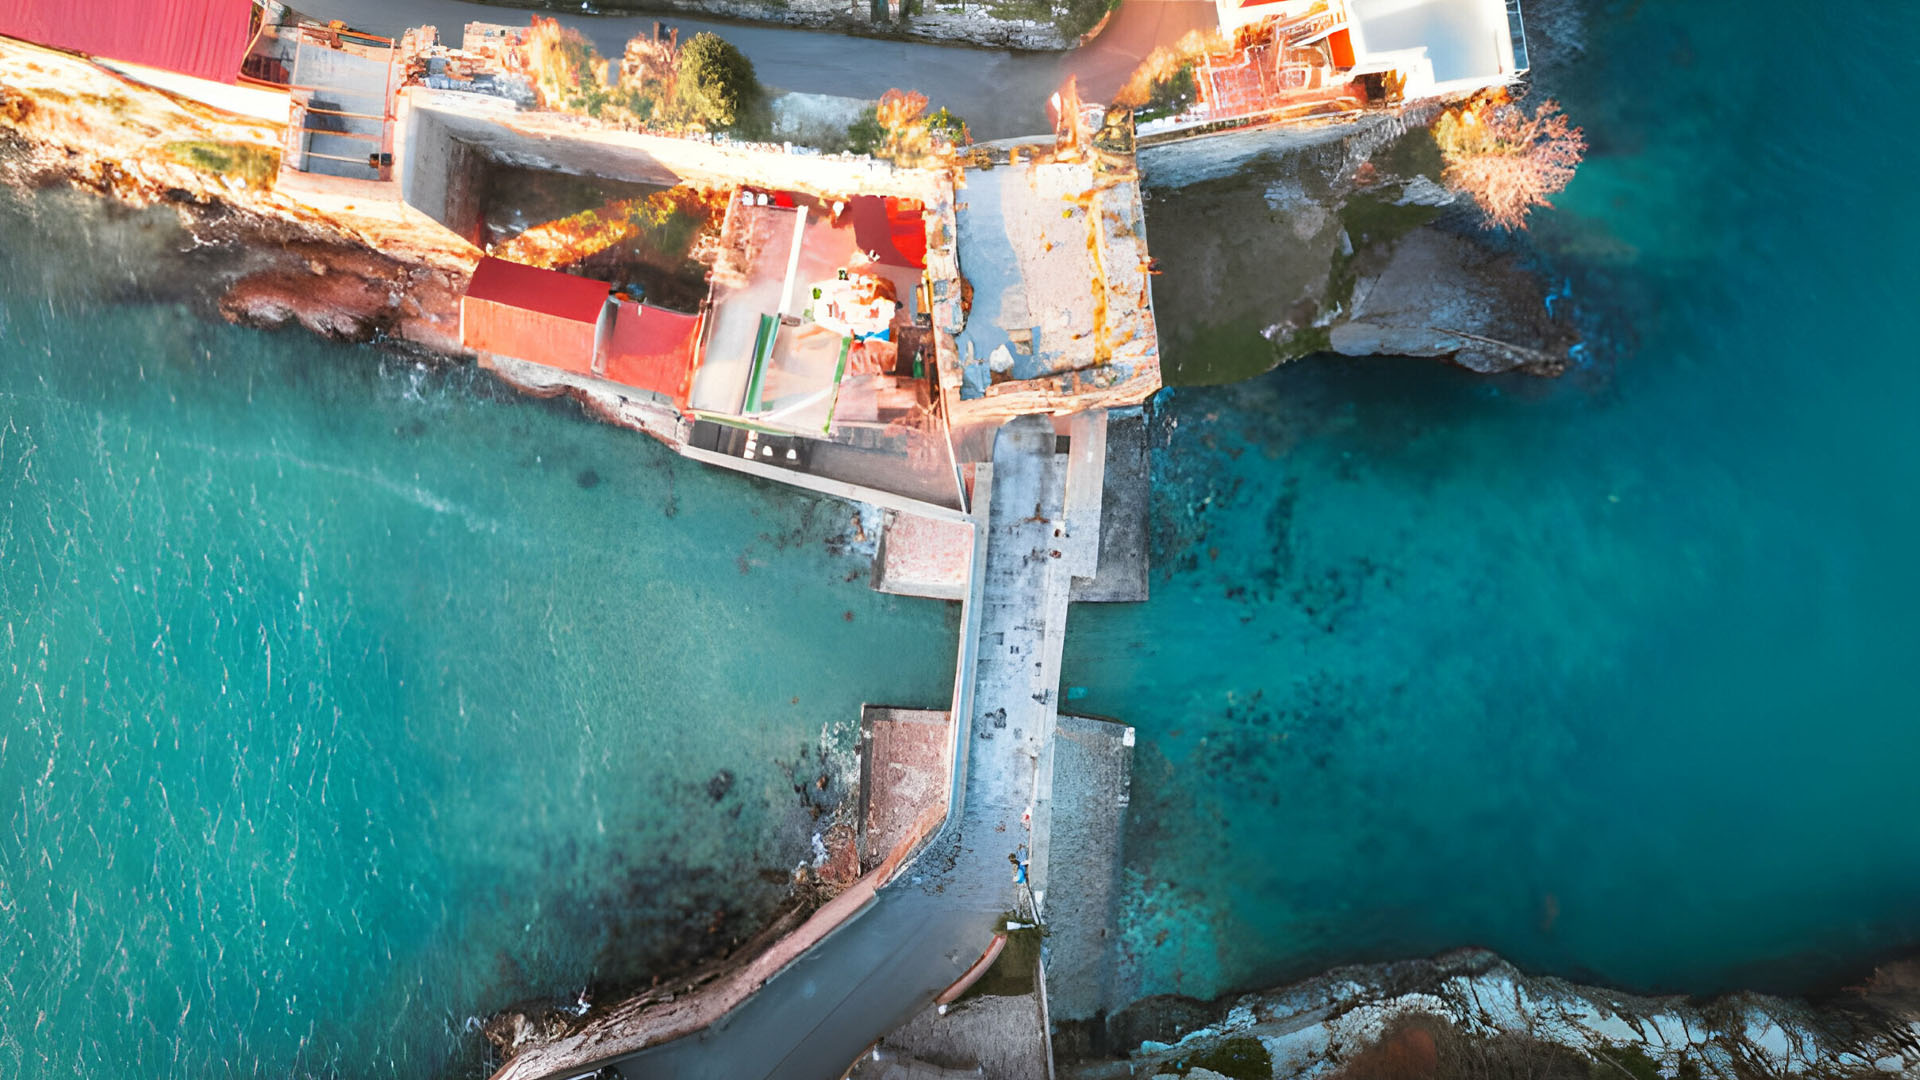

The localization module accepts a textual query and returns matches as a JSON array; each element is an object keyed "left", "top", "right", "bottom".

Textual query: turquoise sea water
[
  {"left": 1064, "top": 1, "right": 1920, "bottom": 1003},
  {"left": 6, "top": 0, "right": 1920, "bottom": 1073},
  {"left": 0, "top": 189, "right": 957, "bottom": 1077}
]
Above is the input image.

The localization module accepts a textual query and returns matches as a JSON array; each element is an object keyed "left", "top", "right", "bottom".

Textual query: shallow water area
[
  {"left": 1065, "top": 0, "right": 1920, "bottom": 1005},
  {"left": 0, "top": 185, "right": 956, "bottom": 1078}
]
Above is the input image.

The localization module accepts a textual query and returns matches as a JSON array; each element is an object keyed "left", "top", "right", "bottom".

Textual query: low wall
[{"left": 403, "top": 89, "right": 948, "bottom": 203}]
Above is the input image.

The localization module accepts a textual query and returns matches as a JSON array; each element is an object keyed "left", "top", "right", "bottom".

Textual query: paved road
[
  {"left": 303, "top": 0, "right": 1209, "bottom": 138},
  {"left": 303, "top": 0, "right": 1059, "bottom": 136},
  {"left": 1062, "top": 0, "right": 1219, "bottom": 105}
]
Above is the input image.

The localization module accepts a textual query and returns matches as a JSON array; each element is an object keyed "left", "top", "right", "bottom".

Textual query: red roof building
[
  {"left": 603, "top": 301, "right": 700, "bottom": 409},
  {"left": 0, "top": 0, "right": 259, "bottom": 85},
  {"left": 460, "top": 257, "right": 612, "bottom": 375},
  {"left": 849, "top": 196, "right": 928, "bottom": 270}
]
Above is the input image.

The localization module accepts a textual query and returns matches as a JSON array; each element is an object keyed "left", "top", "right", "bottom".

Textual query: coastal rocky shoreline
[
  {"left": 1142, "top": 113, "right": 1579, "bottom": 386},
  {"left": 475, "top": 0, "right": 1076, "bottom": 51},
  {"left": 0, "top": 126, "right": 469, "bottom": 354},
  {"left": 1061, "top": 949, "right": 1920, "bottom": 1079},
  {"left": 0, "top": 49, "right": 474, "bottom": 355}
]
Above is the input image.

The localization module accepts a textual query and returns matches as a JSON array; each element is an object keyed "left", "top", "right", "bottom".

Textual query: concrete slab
[
  {"left": 871, "top": 990, "right": 1051, "bottom": 1080},
  {"left": 1040, "top": 715, "right": 1134, "bottom": 1022},
  {"left": 859, "top": 707, "right": 955, "bottom": 874},
  {"left": 875, "top": 512, "right": 975, "bottom": 601},
  {"left": 1070, "top": 408, "right": 1150, "bottom": 603},
  {"left": 954, "top": 162, "right": 1103, "bottom": 391},
  {"left": 1062, "top": 410, "right": 1109, "bottom": 584},
  {"left": 944, "top": 158, "right": 1161, "bottom": 423}
]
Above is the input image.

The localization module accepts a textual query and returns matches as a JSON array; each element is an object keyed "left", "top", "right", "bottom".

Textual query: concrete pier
[
  {"left": 497, "top": 411, "right": 1145, "bottom": 1080},
  {"left": 849, "top": 414, "right": 1142, "bottom": 1077},
  {"left": 1039, "top": 715, "right": 1135, "bottom": 1023},
  {"left": 1070, "top": 408, "right": 1151, "bottom": 603}
]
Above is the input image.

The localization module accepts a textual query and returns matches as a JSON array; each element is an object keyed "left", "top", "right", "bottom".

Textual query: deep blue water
[
  {"left": 0, "top": 189, "right": 957, "bottom": 1078},
  {"left": 1062, "top": 0, "right": 1920, "bottom": 1002}
]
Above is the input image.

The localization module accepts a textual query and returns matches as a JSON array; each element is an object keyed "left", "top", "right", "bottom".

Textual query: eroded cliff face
[
  {"left": 0, "top": 38, "right": 475, "bottom": 355},
  {"left": 1140, "top": 0, "right": 1594, "bottom": 385},
  {"left": 1141, "top": 114, "right": 1577, "bottom": 386},
  {"left": 1061, "top": 949, "right": 1920, "bottom": 1080}
]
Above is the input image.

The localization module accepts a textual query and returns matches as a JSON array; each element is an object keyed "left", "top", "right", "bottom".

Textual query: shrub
[
  {"left": 851, "top": 90, "right": 970, "bottom": 164},
  {"left": 525, "top": 17, "right": 609, "bottom": 112},
  {"left": 846, "top": 106, "right": 884, "bottom": 155},
  {"left": 925, "top": 106, "right": 969, "bottom": 145},
  {"left": 523, "top": 21, "right": 760, "bottom": 133}
]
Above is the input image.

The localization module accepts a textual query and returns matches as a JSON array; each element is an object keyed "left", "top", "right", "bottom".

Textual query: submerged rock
[{"left": 481, "top": 998, "right": 579, "bottom": 1061}]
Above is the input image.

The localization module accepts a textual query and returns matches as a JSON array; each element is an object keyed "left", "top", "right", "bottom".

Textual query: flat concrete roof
[
  {"left": 950, "top": 160, "right": 1161, "bottom": 412},
  {"left": 1348, "top": 0, "right": 1510, "bottom": 84},
  {"left": 954, "top": 162, "right": 1101, "bottom": 391}
]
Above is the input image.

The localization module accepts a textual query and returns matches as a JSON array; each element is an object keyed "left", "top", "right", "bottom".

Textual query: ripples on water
[
  {"left": 1064, "top": 0, "right": 1920, "bottom": 1004},
  {"left": 0, "top": 186, "right": 956, "bottom": 1077}
]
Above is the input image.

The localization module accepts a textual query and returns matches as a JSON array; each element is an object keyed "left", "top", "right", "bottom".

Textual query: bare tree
[{"left": 1433, "top": 91, "right": 1586, "bottom": 231}]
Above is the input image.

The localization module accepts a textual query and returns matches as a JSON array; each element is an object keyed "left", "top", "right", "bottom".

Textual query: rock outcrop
[
  {"left": 1141, "top": 114, "right": 1580, "bottom": 383},
  {"left": 216, "top": 244, "right": 466, "bottom": 352},
  {"left": 1063, "top": 949, "right": 1920, "bottom": 1080},
  {"left": 575, "top": 0, "right": 1073, "bottom": 50},
  {"left": 1332, "top": 226, "right": 1574, "bottom": 375}
]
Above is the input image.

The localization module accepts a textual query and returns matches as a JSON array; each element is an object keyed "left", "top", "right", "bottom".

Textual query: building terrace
[
  {"left": 390, "top": 31, "right": 1161, "bottom": 513},
  {"left": 1140, "top": 0, "right": 1530, "bottom": 142}
]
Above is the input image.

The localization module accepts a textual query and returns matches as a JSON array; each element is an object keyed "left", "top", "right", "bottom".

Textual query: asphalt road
[
  {"left": 576, "top": 888, "right": 997, "bottom": 1080},
  {"left": 301, "top": 0, "right": 1213, "bottom": 138},
  {"left": 302, "top": 0, "right": 1054, "bottom": 136}
]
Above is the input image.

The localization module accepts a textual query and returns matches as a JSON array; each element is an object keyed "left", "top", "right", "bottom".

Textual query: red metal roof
[
  {"left": 0, "top": 0, "right": 257, "bottom": 84},
  {"left": 465, "top": 257, "right": 612, "bottom": 325},
  {"left": 849, "top": 196, "right": 927, "bottom": 270},
  {"left": 604, "top": 301, "right": 700, "bottom": 407}
]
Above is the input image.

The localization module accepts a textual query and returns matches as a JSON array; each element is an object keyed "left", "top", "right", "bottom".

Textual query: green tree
[
  {"left": 846, "top": 106, "right": 884, "bottom": 155},
  {"left": 675, "top": 32, "right": 759, "bottom": 129}
]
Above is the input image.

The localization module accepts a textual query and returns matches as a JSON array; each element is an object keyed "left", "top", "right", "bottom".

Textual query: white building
[
  {"left": 1210, "top": 0, "right": 1528, "bottom": 101},
  {"left": 1345, "top": 0, "right": 1528, "bottom": 98}
]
